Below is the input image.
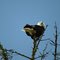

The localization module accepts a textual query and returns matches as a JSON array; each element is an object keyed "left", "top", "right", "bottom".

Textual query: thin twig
[
  {"left": 41, "top": 38, "right": 50, "bottom": 41},
  {"left": 5, "top": 49, "right": 31, "bottom": 60}
]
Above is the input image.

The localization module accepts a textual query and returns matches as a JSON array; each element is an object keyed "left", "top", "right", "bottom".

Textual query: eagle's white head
[{"left": 37, "top": 21, "right": 46, "bottom": 28}]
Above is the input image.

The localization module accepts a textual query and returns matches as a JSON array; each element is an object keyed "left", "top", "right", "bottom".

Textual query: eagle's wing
[{"left": 24, "top": 24, "right": 32, "bottom": 28}]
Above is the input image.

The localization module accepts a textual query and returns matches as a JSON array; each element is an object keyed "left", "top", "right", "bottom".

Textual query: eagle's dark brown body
[{"left": 24, "top": 24, "right": 45, "bottom": 39}]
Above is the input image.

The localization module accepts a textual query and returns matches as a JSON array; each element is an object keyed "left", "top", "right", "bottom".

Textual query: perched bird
[{"left": 22, "top": 21, "right": 45, "bottom": 40}]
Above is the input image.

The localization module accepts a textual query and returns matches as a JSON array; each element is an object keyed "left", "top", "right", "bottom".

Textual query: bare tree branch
[
  {"left": 0, "top": 44, "right": 8, "bottom": 60},
  {"left": 5, "top": 49, "right": 31, "bottom": 60},
  {"left": 35, "top": 43, "right": 49, "bottom": 60},
  {"left": 54, "top": 22, "right": 58, "bottom": 60}
]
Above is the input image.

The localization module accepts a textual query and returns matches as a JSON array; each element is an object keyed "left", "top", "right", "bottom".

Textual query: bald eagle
[{"left": 22, "top": 21, "right": 45, "bottom": 40}]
